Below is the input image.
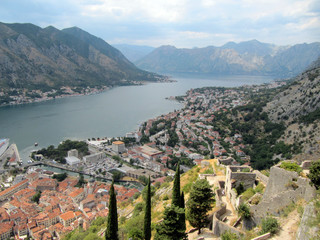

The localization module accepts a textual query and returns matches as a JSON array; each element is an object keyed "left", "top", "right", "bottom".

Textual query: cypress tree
[
  {"left": 105, "top": 179, "right": 119, "bottom": 240},
  {"left": 172, "top": 162, "right": 181, "bottom": 207},
  {"left": 144, "top": 176, "right": 151, "bottom": 240},
  {"left": 180, "top": 191, "right": 186, "bottom": 232}
]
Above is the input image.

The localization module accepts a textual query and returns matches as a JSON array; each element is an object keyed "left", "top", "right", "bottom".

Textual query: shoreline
[{"left": 0, "top": 78, "right": 176, "bottom": 108}]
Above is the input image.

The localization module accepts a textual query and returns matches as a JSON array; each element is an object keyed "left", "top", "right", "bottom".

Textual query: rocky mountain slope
[
  {"left": 265, "top": 57, "right": 320, "bottom": 161},
  {"left": 0, "top": 22, "right": 161, "bottom": 90},
  {"left": 135, "top": 40, "right": 320, "bottom": 77}
]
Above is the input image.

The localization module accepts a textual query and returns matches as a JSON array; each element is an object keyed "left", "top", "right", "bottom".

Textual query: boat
[
  {"left": 0, "top": 138, "right": 9, "bottom": 157},
  {"left": 34, "top": 142, "right": 38, "bottom": 146}
]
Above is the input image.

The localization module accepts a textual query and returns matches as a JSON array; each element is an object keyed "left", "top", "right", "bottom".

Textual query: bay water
[{"left": 0, "top": 74, "right": 275, "bottom": 162}]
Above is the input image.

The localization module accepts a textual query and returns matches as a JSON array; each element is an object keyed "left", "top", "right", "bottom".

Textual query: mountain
[
  {"left": 0, "top": 22, "right": 161, "bottom": 90},
  {"left": 264, "top": 58, "right": 320, "bottom": 161},
  {"left": 135, "top": 40, "right": 320, "bottom": 77},
  {"left": 112, "top": 44, "right": 155, "bottom": 62}
]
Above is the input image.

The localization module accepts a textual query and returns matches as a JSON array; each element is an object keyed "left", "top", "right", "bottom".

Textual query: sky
[{"left": 1, "top": 0, "right": 319, "bottom": 48}]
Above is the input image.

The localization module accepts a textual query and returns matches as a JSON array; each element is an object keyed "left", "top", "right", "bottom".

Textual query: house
[{"left": 59, "top": 211, "right": 77, "bottom": 227}]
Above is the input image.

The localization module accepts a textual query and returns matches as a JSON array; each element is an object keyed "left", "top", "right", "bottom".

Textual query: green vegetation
[
  {"left": 221, "top": 231, "right": 239, "bottom": 240},
  {"left": 31, "top": 191, "right": 41, "bottom": 204},
  {"left": 75, "top": 174, "right": 86, "bottom": 188},
  {"left": 35, "top": 140, "right": 89, "bottom": 164},
  {"left": 172, "top": 162, "right": 181, "bottom": 207},
  {"left": 154, "top": 205, "right": 187, "bottom": 240},
  {"left": 52, "top": 172, "right": 68, "bottom": 182},
  {"left": 187, "top": 179, "right": 215, "bottom": 234},
  {"left": 237, "top": 203, "right": 251, "bottom": 219},
  {"left": 105, "top": 180, "right": 118, "bottom": 240},
  {"left": 299, "top": 107, "right": 320, "bottom": 124},
  {"left": 260, "top": 217, "right": 279, "bottom": 235},
  {"left": 144, "top": 177, "right": 151, "bottom": 240},
  {"left": 280, "top": 162, "right": 302, "bottom": 174},
  {"left": 308, "top": 160, "right": 320, "bottom": 189}
]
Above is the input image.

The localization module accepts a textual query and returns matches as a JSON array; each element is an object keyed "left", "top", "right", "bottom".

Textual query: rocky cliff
[{"left": 0, "top": 22, "right": 161, "bottom": 90}]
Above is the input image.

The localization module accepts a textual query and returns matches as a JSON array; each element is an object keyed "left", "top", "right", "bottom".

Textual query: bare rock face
[{"left": 0, "top": 22, "right": 161, "bottom": 90}]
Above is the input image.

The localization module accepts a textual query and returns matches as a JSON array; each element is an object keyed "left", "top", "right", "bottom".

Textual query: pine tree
[
  {"left": 144, "top": 176, "right": 151, "bottom": 240},
  {"left": 154, "top": 205, "right": 187, "bottom": 240},
  {"left": 172, "top": 162, "right": 181, "bottom": 207},
  {"left": 105, "top": 180, "right": 119, "bottom": 240},
  {"left": 187, "top": 179, "right": 214, "bottom": 234}
]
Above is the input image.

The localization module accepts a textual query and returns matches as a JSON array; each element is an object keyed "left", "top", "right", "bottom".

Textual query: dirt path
[
  {"left": 188, "top": 228, "right": 218, "bottom": 240},
  {"left": 271, "top": 210, "right": 300, "bottom": 240}
]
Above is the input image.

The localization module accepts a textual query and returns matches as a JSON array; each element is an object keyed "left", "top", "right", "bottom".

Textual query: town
[{"left": 0, "top": 80, "right": 305, "bottom": 240}]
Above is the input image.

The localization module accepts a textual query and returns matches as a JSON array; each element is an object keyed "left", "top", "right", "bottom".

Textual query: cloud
[{"left": 0, "top": 0, "right": 319, "bottom": 47}]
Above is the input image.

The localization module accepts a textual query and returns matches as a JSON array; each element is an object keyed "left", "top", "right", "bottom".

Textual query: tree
[
  {"left": 180, "top": 191, "right": 186, "bottom": 232},
  {"left": 144, "top": 176, "right": 151, "bottom": 240},
  {"left": 105, "top": 180, "right": 118, "bottom": 240},
  {"left": 154, "top": 205, "right": 187, "bottom": 240},
  {"left": 187, "top": 179, "right": 215, "bottom": 234},
  {"left": 31, "top": 191, "right": 41, "bottom": 204},
  {"left": 172, "top": 162, "right": 181, "bottom": 207},
  {"left": 308, "top": 160, "right": 320, "bottom": 189}
]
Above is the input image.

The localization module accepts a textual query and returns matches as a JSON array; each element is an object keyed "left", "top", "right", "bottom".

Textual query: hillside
[
  {"left": 265, "top": 57, "right": 320, "bottom": 161},
  {"left": 0, "top": 22, "right": 162, "bottom": 90},
  {"left": 135, "top": 40, "right": 320, "bottom": 77}
]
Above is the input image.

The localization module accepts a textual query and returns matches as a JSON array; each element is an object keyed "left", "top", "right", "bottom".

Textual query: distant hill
[
  {"left": 0, "top": 22, "right": 162, "bottom": 90},
  {"left": 135, "top": 40, "right": 320, "bottom": 77},
  {"left": 112, "top": 44, "right": 155, "bottom": 62}
]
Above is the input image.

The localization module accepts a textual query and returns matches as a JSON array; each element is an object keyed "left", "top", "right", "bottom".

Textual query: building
[
  {"left": 83, "top": 152, "right": 104, "bottom": 163},
  {"left": 68, "top": 149, "right": 78, "bottom": 158},
  {"left": 59, "top": 211, "right": 77, "bottom": 227},
  {"left": 137, "top": 145, "right": 163, "bottom": 160},
  {"left": 112, "top": 141, "right": 125, "bottom": 154},
  {"left": 0, "top": 179, "right": 29, "bottom": 202}
]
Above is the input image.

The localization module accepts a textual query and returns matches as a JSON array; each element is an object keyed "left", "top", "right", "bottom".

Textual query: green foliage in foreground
[
  {"left": 237, "top": 203, "right": 251, "bottom": 219},
  {"left": 187, "top": 179, "right": 215, "bottom": 234},
  {"left": 154, "top": 205, "right": 187, "bottom": 240},
  {"left": 308, "top": 160, "right": 320, "bottom": 189},
  {"left": 144, "top": 177, "right": 151, "bottom": 240},
  {"left": 105, "top": 180, "right": 118, "bottom": 240},
  {"left": 280, "top": 161, "right": 302, "bottom": 174},
  {"left": 221, "top": 231, "right": 239, "bottom": 240},
  {"left": 260, "top": 217, "right": 279, "bottom": 235}
]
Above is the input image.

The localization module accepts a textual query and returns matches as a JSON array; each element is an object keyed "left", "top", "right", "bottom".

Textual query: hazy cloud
[{"left": 0, "top": 0, "right": 319, "bottom": 47}]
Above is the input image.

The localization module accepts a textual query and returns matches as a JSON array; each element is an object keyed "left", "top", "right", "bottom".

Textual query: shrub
[
  {"left": 255, "top": 183, "right": 265, "bottom": 193},
  {"left": 221, "top": 230, "right": 239, "bottom": 240},
  {"left": 250, "top": 195, "right": 261, "bottom": 205},
  {"left": 237, "top": 203, "right": 251, "bottom": 219},
  {"left": 260, "top": 217, "right": 279, "bottom": 235},
  {"left": 241, "top": 188, "right": 255, "bottom": 201},
  {"left": 280, "top": 162, "right": 302, "bottom": 174}
]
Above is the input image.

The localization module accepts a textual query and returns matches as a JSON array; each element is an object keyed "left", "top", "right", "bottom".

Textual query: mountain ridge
[
  {"left": 135, "top": 40, "right": 320, "bottom": 77},
  {"left": 0, "top": 22, "right": 162, "bottom": 90}
]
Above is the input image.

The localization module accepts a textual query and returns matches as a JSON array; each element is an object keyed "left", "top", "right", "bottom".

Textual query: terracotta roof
[
  {"left": 60, "top": 211, "right": 75, "bottom": 221},
  {"left": 0, "top": 179, "right": 28, "bottom": 197}
]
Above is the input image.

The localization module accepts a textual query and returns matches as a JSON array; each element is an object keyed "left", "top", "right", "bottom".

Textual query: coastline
[{"left": 0, "top": 78, "right": 176, "bottom": 108}]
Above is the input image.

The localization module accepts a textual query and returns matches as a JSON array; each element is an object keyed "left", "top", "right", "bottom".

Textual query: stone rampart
[
  {"left": 251, "top": 166, "right": 316, "bottom": 223},
  {"left": 212, "top": 204, "right": 244, "bottom": 237},
  {"left": 251, "top": 233, "right": 271, "bottom": 240},
  {"left": 253, "top": 170, "right": 269, "bottom": 185}
]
